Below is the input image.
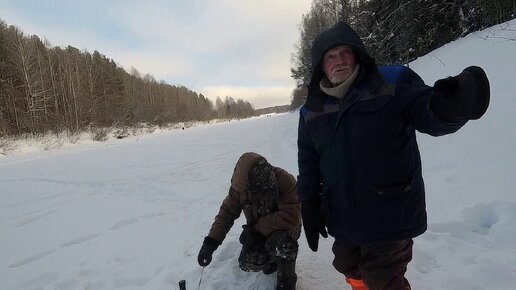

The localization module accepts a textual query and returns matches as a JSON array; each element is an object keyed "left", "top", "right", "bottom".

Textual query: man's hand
[
  {"left": 430, "top": 66, "right": 490, "bottom": 122},
  {"left": 301, "top": 198, "right": 328, "bottom": 252},
  {"left": 239, "top": 224, "right": 265, "bottom": 248},
  {"left": 197, "top": 236, "right": 221, "bottom": 267}
]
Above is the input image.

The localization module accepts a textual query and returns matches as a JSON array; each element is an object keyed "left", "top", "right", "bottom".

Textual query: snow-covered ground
[{"left": 1, "top": 20, "right": 516, "bottom": 290}]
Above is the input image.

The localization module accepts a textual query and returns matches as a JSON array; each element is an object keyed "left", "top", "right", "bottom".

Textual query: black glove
[
  {"left": 430, "top": 66, "right": 490, "bottom": 123},
  {"left": 197, "top": 236, "right": 221, "bottom": 267},
  {"left": 301, "top": 197, "right": 328, "bottom": 252},
  {"left": 239, "top": 224, "right": 265, "bottom": 248}
]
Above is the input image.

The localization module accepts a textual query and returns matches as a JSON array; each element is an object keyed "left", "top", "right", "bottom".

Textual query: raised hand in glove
[
  {"left": 239, "top": 224, "right": 265, "bottom": 249},
  {"left": 197, "top": 236, "right": 221, "bottom": 267},
  {"left": 301, "top": 197, "right": 328, "bottom": 252},
  {"left": 430, "top": 66, "right": 490, "bottom": 122}
]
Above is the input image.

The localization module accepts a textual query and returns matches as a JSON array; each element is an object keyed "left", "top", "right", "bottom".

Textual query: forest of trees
[
  {"left": 290, "top": 0, "right": 515, "bottom": 107},
  {"left": 0, "top": 19, "right": 255, "bottom": 138},
  {"left": 2, "top": 1, "right": 514, "bottom": 136}
]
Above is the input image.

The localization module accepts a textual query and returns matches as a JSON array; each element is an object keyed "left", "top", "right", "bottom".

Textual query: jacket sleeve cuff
[{"left": 204, "top": 236, "right": 222, "bottom": 247}]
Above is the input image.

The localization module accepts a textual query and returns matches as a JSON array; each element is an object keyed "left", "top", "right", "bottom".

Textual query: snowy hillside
[{"left": 1, "top": 20, "right": 516, "bottom": 290}]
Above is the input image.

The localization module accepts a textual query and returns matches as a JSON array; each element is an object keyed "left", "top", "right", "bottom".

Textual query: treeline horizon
[
  {"left": 0, "top": 18, "right": 256, "bottom": 138},
  {"left": 290, "top": 0, "right": 515, "bottom": 109}
]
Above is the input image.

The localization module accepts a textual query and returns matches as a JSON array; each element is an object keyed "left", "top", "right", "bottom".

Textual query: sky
[
  {"left": 0, "top": 0, "right": 313, "bottom": 109},
  {"left": 1, "top": 18, "right": 515, "bottom": 290}
]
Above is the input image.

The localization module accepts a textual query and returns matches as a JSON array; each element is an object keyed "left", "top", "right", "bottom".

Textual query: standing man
[
  {"left": 198, "top": 152, "right": 301, "bottom": 290},
  {"left": 297, "top": 22, "right": 490, "bottom": 290}
]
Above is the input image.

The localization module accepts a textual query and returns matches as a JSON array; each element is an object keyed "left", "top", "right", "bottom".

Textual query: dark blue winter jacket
[{"left": 297, "top": 22, "right": 466, "bottom": 243}]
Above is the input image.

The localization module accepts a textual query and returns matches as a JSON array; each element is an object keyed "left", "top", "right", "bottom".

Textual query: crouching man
[{"left": 198, "top": 152, "right": 301, "bottom": 290}]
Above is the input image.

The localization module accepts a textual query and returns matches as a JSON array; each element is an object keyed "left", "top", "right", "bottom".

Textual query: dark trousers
[{"left": 332, "top": 239, "right": 413, "bottom": 290}]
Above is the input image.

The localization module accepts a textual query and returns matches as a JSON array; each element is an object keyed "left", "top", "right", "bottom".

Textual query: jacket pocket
[
  {"left": 370, "top": 178, "right": 415, "bottom": 199},
  {"left": 366, "top": 176, "right": 424, "bottom": 231}
]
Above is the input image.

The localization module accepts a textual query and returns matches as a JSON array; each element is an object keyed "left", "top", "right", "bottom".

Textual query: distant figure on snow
[
  {"left": 198, "top": 152, "right": 301, "bottom": 290},
  {"left": 297, "top": 22, "right": 490, "bottom": 290}
]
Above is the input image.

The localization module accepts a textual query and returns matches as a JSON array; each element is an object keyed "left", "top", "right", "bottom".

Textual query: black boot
[{"left": 276, "top": 259, "right": 297, "bottom": 290}]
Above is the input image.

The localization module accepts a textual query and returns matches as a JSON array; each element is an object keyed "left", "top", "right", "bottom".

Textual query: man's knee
[
  {"left": 238, "top": 246, "right": 269, "bottom": 272},
  {"left": 265, "top": 230, "right": 298, "bottom": 260},
  {"left": 332, "top": 240, "right": 361, "bottom": 278},
  {"left": 361, "top": 239, "right": 413, "bottom": 290}
]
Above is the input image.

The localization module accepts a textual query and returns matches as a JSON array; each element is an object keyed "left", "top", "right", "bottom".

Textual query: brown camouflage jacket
[{"left": 208, "top": 152, "right": 301, "bottom": 243}]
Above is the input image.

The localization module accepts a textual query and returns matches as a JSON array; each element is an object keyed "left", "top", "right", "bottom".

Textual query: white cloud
[
  {"left": 105, "top": 0, "right": 312, "bottom": 89},
  {"left": 115, "top": 51, "right": 195, "bottom": 80}
]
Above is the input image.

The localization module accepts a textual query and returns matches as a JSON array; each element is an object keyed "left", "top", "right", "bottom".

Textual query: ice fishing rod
[
  {"left": 178, "top": 266, "right": 204, "bottom": 290},
  {"left": 198, "top": 266, "right": 205, "bottom": 289}
]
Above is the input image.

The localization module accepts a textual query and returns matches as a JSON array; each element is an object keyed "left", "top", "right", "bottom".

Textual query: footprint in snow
[
  {"left": 429, "top": 202, "right": 502, "bottom": 240},
  {"left": 61, "top": 233, "right": 100, "bottom": 248},
  {"left": 110, "top": 218, "right": 139, "bottom": 230},
  {"left": 140, "top": 211, "right": 167, "bottom": 220},
  {"left": 16, "top": 211, "right": 55, "bottom": 227},
  {"left": 9, "top": 249, "right": 55, "bottom": 268}
]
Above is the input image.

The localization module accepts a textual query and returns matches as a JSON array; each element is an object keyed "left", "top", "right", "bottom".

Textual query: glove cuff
[{"left": 203, "top": 236, "right": 221, "bottom": 248}]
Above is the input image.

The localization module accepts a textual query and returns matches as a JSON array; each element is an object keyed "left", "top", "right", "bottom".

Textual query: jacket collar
[{"left": 305, "top": 64, "right": 382, "bottom": 112}]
